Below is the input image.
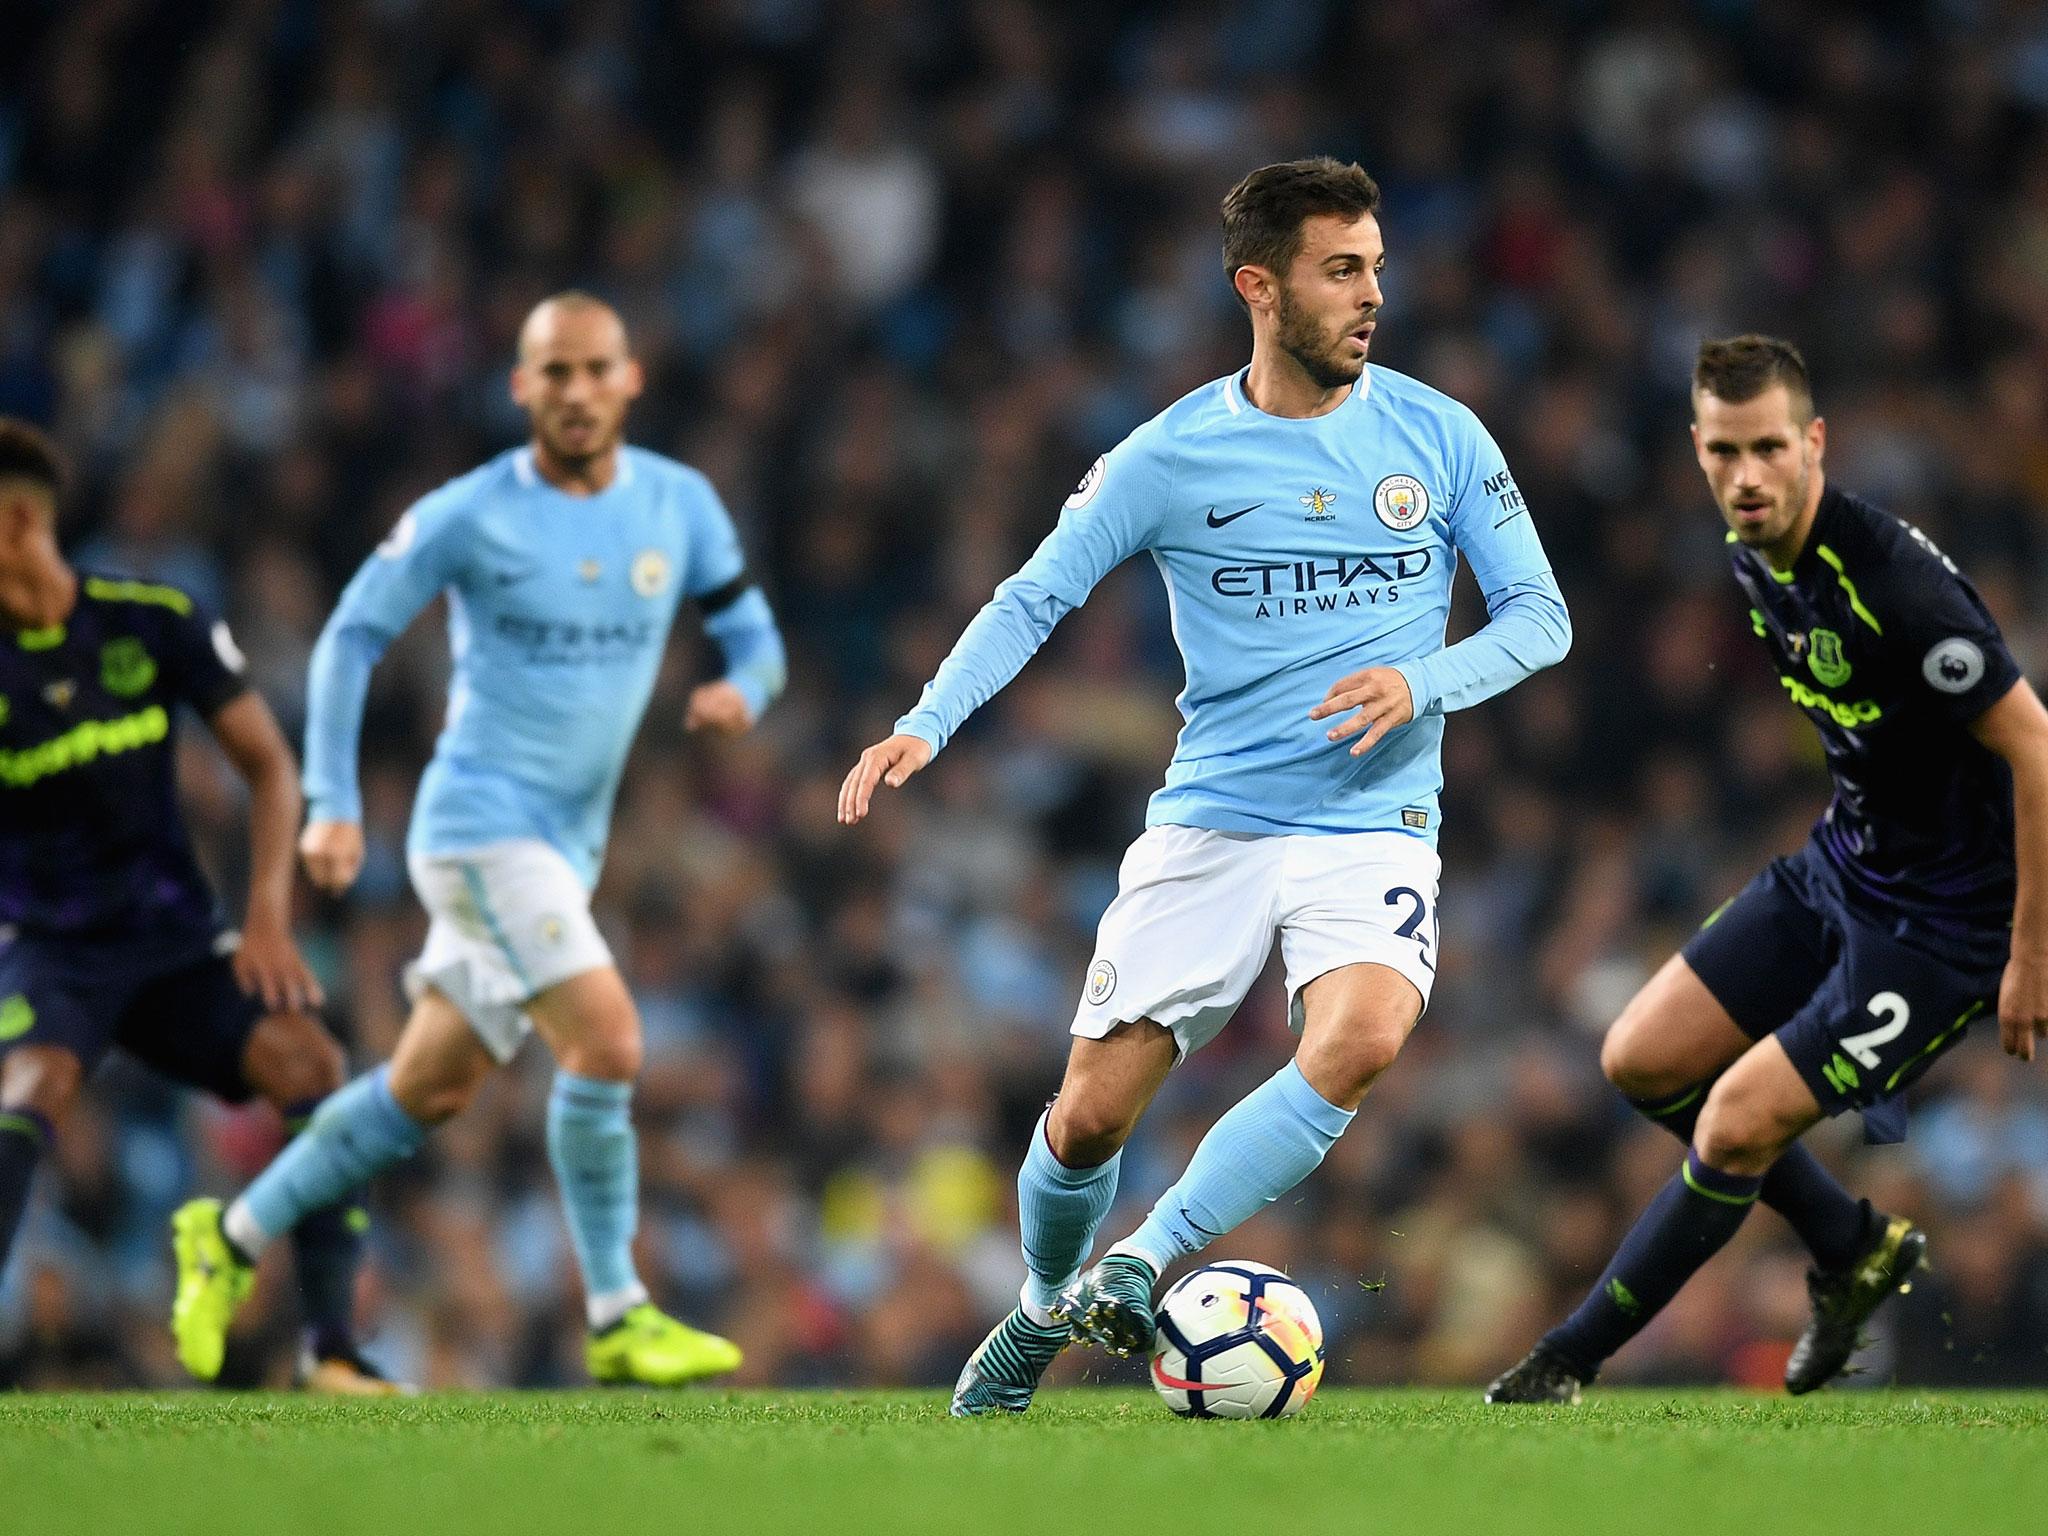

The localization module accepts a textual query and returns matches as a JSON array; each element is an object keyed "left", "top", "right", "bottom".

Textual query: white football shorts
[
  {"left": 1073, "top": 825, "right": 1440, "bottom": 1059},
  {"left": 406, "top": 838, "right": 614, "bottom": 1063}
]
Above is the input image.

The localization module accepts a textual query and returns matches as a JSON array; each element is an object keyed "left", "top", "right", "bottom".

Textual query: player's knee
[
  {"left": 553, "top": 1026, "right": 641, "bottom": 1083},
  {"left": 1600, "top": 1016, "right": 1656, "bottom": 1096},
  {"left": 1046, "top": 1093, "right": 1139, "bottom": 1168},
  {"left": 389, "top": 1066, "right": 481, "bottom": 1126},
  {"left": 1600, "top": 1005, "right": 1690, "bottom": 1100},
  {"left": 0, "top": 1046, "right": 83, "bottom": 1124},
  {"left": 247, "top": 1015, "right": 346, "bottom": 1106},
  {"left": 1692, "top": 1086, "right": 1774, "bottom": 1176},
  {"left": 387, "top": 1044, "right": 492, "bottom": 1125},
  {"left": 1298, "top": 1020, "right": 1406, "bottom": 1108}
]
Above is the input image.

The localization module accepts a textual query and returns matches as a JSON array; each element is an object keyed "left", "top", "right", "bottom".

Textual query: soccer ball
[{"left": 1149, "top": 1260, "right": 1325, "bottom": 1419}]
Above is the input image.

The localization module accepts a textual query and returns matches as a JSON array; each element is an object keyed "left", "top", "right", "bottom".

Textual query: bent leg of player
[
  {"left": 125, "top": 946, "right": 394, "bottom": 1389},
  {"left": 153, "top": 951, "right": 458, "bottom": 1386},
  {"left": 1631, "top": 862, "right": 1883, "bottom": 1270},
  {"left": 1041, "top": 829, "right": 1292, "bottom": 1363},
  {"left": 954, "top": 1021, "right": 1176, "bottom": 1415},
  {"left": 0, "top": 936, "right": 129, "bottom": 1272},
  {"left": 180, "top": 993, "right": 487, "bottom": 1380},
  {"left": 1766, "top": 924, "right": 1994, "bottom": 1392},
  {"left": 1492, "top": 1037, "right": 1817, "bottom": 1402},
  {"left": 1102, "top": 964, "right": 1416, "bottom": 1295},
  {"left": 231, "top": 1003, "right": 401, "bottom": 1394},
  {"left": 403, "top": 839, "right": 737, "bottom": 1385},
  {"left": 1076, "top": 831, "right": 1434, "bottom": 1355},
  {"left": 0, "top": 1050, "right": 79, "bottom": 1271}
]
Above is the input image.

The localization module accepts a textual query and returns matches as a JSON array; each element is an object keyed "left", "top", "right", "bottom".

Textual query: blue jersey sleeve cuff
[
  {"left": 894, "top": 715, "right": 946, "bottom": 754},
  {"left": 728, "top": 669, "right": 775, "bottom": 723},
  {"left": 305, "top": 792, "right": 361, "bottom": 826},
  {"left": 1393, "top": 661, "right": 1441, "bottom": 720}
]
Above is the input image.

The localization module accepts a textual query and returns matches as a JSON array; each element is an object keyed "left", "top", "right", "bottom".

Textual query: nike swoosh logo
[{"left": 1206, "top": 503, "right": 1262, "bottom": 528}]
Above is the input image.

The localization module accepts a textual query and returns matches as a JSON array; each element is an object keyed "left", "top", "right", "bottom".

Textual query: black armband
[{"left": 697, "top": 572, "right": 753, "bottom": 615}]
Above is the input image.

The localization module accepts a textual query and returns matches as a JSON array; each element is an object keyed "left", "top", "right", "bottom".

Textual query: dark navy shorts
[
  {"left": 0, "top": 926, "right": 261, "bottom": 1103},
  {"left": 1681, "top": 843, "right": 2003, "bottom": 1144}
]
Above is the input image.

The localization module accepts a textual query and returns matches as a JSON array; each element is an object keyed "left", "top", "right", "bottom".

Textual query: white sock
[
  {"left": 1106, "top": 1237, "right": 1173, "bottom": 1276},
  {"left": 587, "top": 1281, "right": 649, "bottom": 1331},
  {"left": 223, "top": 1196, "right": 270, "bottom": 1260},
  {"left": 1018, "top": 1284, "right": 1059, "bottom": 1330}
]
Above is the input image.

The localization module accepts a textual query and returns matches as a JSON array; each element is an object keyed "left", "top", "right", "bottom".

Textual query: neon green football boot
[
  {"left": 586, "top": 1303, "right": 742, "bottom": 1386},
  {"left": 170, "top": 1197, "right": 254, "bottom": 1381}
]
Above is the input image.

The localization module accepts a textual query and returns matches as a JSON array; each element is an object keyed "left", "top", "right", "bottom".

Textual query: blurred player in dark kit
[{"left": 0, "top": 419, "right": 392, "bottom": 1392}]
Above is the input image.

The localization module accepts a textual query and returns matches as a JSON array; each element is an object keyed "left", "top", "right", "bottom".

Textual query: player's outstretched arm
[
  {"left": 1970, "top": 678, "right": 2048, "bottom": 1060},
  {"left": 208, "top": 691, "right": 325, "bottom": 1012},
  {"left": 837, "top": 733, "right": 935, "bottom": 825}
]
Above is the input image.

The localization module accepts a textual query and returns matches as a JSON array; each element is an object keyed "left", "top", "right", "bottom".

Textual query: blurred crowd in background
[{"left": 6, "top": 0, "right": 2048, "bottom": 1393}]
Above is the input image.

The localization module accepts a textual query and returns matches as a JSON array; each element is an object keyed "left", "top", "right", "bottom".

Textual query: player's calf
[{"left": 0, "top": 1046, "right": 82, "bottom": 1269}]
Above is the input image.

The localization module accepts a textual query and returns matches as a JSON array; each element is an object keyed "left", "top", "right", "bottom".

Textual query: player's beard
[
  {"left": 1274, "top": 285, "right": 1365, "bottom": 392},
  {"left": 541, "top": 411, "right": 622, "bottom": 471},
  {"left": 1731, "top": 450, "right": 1815, "bottom": 548}
]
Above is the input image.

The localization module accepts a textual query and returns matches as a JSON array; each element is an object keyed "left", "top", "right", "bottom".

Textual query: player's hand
[
  {"left": 233, "top": 917, "right": 326, "bottom": 1013},
  {"left": 1308, "top": 667, "right": 1415, "bottom": 757},
  {"left": 838, "top": 734, "right": 934, "bottom": 825},
  {"left": 684, "top": 680, "right": 755, "bottom": 735},
  {"left": 1997, "top": 953, "right": 2048, "bottom": 1061},
  {"left": 299, "top": 820, "right": 365, "bottom": 895}
]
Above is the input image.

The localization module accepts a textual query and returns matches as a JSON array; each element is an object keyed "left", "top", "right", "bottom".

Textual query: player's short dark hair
[
  {"left": 0, "top": 418, "right": 65, "bottom": 508},
  {"left": 1221, "top": 158, "right": 1382, "bottom": 296},
  {"left": 1692, "top": 335, "right": 1816, "bottom": 421}
]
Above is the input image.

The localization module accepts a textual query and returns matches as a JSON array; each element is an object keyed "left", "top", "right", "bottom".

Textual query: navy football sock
[
  {"left": 1628, "top": 1082, "right": 1871, "bottom": 1272},
  {"left": 0, "top": 1109, "right": 52, "bottom": 1272},
  {"left": 1543, "top": 1148, "right": 1762, "bottom": 1378},
  {"left": 283, "top": 1099, "right": 367, "bottom": 1360}
]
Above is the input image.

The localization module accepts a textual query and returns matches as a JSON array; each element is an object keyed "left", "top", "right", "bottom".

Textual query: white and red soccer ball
[{"left": 1149, "top": 1260, "right": 1325, "bottom": 1419}]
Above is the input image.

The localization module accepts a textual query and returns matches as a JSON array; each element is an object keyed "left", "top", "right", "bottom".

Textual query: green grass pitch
[{"left": 3, "top": 1389, "right": 2043, "bottom": 1536}]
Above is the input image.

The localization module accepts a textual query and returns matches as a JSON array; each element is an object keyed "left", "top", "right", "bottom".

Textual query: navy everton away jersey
[
  {"left": 1732, "top": 487, "right": 2021, "bottom": 943},
  {"left": 0, "top": 576, "right": 248, "bottom": 937}
]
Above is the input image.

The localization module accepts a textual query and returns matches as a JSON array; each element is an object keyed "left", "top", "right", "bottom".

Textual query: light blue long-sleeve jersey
[
  {"left": 305, "top": 445, "right": 785, "bottom": 885},
  {"left": 896, "top": 365, "right": 1570, "bottom": 841}
]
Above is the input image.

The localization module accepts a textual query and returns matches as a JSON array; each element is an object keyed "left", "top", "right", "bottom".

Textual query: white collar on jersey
[{"left": 513, "top": 445, "right": 636, "bottom": 491}]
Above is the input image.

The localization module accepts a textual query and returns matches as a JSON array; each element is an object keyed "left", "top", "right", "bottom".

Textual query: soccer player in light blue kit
[
  {"left": 839, "top": 160, "right": 1572, "bottom": 1414},
  {"left": 171, "top": 295, "right": 786, "bottom": 1387}
]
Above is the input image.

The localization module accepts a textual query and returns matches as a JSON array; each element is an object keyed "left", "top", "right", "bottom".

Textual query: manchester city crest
[
  {"left": 631, "top": 548, "right": 671, "bottom": 597},
  {"left": 1085, "top": 959, "right": 1118, "bottom": 1005},
  {"left": 1373, "top": 474, "right": 1430, "bottom": 531}
]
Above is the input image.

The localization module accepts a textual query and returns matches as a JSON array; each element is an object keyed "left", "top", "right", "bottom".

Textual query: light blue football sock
[
  {"left": 228, "top": 1066, "right": 425, "bottom": 1254},
  {"left": 1117, "top": 1059, "right": 1354, "bottom": 1273},
  {"left": 1018, "top": 1110, "right": 1121, "bottom": 1319},
  {"left": 547, "top": 1071, "right": 647, "bottom": 1327}
]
